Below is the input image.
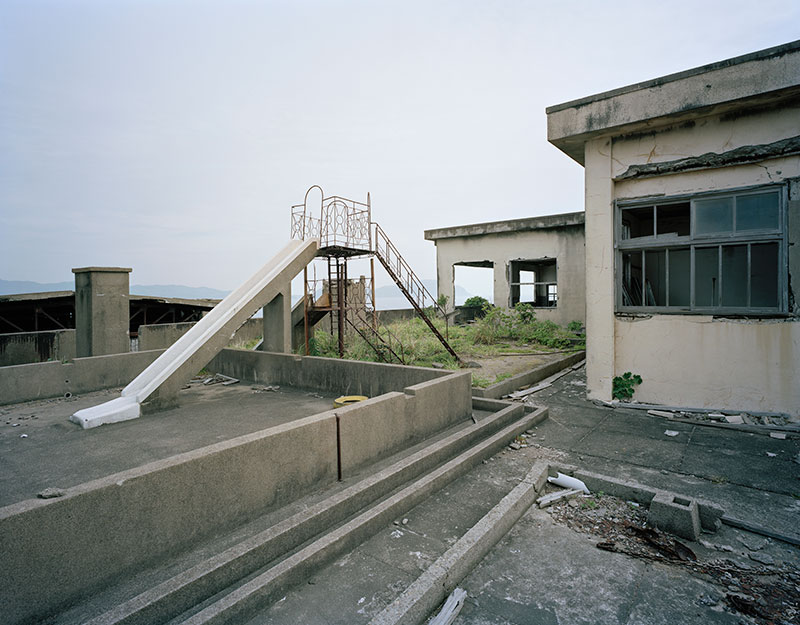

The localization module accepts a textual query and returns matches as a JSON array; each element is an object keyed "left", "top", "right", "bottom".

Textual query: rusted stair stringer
[
  {"left": 372, "top": 223, "right": 461, "bottom": 363},
  {"left": 344, "top": 310, "right": 405, "bottom": 365}
]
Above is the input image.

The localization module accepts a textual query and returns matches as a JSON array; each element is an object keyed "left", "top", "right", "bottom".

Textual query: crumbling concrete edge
[
  {"left": 471, "top": 350, "right": 585, "bottom": 399},
  {"left": 369, "top": 460, "right": 550, "bottom": 625}
]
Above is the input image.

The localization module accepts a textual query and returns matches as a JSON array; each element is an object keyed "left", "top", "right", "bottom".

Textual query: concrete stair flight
[{"left": 58, "top": 400, "right": 547, "bottom": 625}]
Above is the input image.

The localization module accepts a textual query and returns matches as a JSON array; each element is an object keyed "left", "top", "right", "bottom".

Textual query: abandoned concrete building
[
  {"left": 547, "top": 39, "right": 800, "bottom": 415},
  {"left": 424, "top": 212, "right": 586, "bottom": 327}
]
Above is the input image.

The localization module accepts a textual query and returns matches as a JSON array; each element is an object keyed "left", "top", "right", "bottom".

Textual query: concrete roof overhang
[
  {"left": 546, "top": 40, "right": 800, "bottom": 165},
  {"left": 424, "top": 211, "right": 584, "bottom": 241}
]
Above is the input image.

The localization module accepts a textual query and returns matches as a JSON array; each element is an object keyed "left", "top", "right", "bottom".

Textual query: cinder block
[{"left": 647, "top": 491, "right": 701, "bottom": 541}]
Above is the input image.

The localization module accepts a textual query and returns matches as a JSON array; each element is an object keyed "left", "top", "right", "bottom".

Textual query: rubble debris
[
  {"left": 723, "top": 415, "right": 744, "bottom": 424},
  {"left": 203, "top": 373, "right": 239, "bottom": 386},
  {"left": 648, "top": 410, "right": 675, "bottom": 418},
  {"left": 548, "top": 493, "right": 799, "bottom": 624},
  {"left": 252, "top": 385, "right": 280, "bottom": 393},
  {"left": 664, "top": 430, "right": 680, "bottom": 437},
  {"left": 537, "top": 488, "right": 582, "bottom": 508},
  {"left": 37, "top": 488, "right": 65, "bottom": 499},
  {"left": 547, "top": 472, "right": 589, "bottom": 494},
  {"left": 769, "top": 432, "right": 787, "bottom": 440}
]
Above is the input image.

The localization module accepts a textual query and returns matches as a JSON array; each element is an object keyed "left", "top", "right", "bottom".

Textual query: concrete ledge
[
  {"left": 0, "top": 413, "right": 338, "bottom": 625},
  {"left": 370, "top": 460, "right": 550, "bottom": 625},
  {"left": 0, "top": 349, "right": 165, "bottom": 405},
  {"left": 471, "top": 351, "right": 585, "bottom": 399}
]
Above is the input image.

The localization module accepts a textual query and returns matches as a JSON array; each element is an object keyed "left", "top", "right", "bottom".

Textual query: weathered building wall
[
  {"left": 0, "top": 330, "right": 76, "bottom": 367},
  {"left": 614, "top": 316, "right": 798, "bottom": 414},
  {"left": 580, "top": 94, "right": 800, "bottom": 415},
  {"left": 431, "top": 224, "right": 585, "bottom": 327}
]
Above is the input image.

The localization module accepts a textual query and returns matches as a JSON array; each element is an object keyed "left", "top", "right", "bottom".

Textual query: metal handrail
[{"left": 372, "top": 223, "right": 446, "bottom": 318}]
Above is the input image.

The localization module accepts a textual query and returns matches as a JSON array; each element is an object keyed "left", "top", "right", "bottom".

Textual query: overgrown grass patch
[{"left": 301, "top": 303, "right": 584, "bottom": 369}]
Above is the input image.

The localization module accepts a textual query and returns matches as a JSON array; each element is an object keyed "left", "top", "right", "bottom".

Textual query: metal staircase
[{"left": 291, "top": 186, "right": 460, "bottom": 364}]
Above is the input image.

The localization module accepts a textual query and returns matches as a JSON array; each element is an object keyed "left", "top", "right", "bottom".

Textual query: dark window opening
[{"left": 509, "top": 259, "right": 557, "bottom": 307}]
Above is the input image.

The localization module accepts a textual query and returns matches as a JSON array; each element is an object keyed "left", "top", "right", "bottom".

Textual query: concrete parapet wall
[
  {"left": 0, "top": 413, "right": 338, "bottom": 625},
  {"left": 471, "top": 350, "right": 585, "bottom": 398},
  {"left": 0, "top": 329, "right": 76, "bottom": 366},
  {"left": 336, "top": 370, "right": 473, "bottom": 476},
  {"left": 0, "top": 349, "right": 165, "bottom": 405},
  {"left": 208, "top": 348, "right": 453, "bottom": 397},
  {"left": 138, "top": 318, "right": 263, "bottom": 352}
]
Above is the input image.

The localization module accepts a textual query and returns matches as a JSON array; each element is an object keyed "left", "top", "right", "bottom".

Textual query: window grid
[{"left": 616, "top": 186, "right": 787, "bottom": 315}]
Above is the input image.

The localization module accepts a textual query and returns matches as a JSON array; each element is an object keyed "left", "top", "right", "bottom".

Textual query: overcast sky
[{"left": 1, "top": 1, "right": 798, "bottom": 295}]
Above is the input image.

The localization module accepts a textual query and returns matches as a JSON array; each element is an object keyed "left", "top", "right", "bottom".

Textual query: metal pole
[
  {"left": 303, "top": 266, "right": 309, "bottom": 355},
  {"left": 370, "top": 257, "right": 378, "bottom": 331}
]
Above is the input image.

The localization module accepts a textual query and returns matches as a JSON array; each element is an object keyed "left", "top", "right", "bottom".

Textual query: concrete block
[{"left": 647, "top": 492, "right": 702, "bottom": 541}]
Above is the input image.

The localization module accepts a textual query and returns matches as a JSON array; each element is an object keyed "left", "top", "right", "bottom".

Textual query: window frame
[
  {"left": 615, "top": 184, "right": 788, "bottom": 315},
  {"left": 508, "top": 258, "right": 558, "bottom": 308}
]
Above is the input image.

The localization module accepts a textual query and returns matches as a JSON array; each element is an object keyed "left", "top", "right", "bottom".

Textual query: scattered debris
[
  {"left": 723, "top": 415, "right": 744, "bottom": 424},
  {"left": 506, "top": 382, "right": 551, "bottom": 400},
  {"left": 20, "top": 434, "right": 28, "bottom": 438},
  {"left": 664, "top": 430, "right": 680, "bottom": 437},
  {"left": 537, "top": 488, "right": 582, "bottom": 508},
  {"left": 431, "top": 362, "right": 445, "bottom": 369},
  {"left": 203, "top": 373, "right": 240, "bottom": 386},
  {"left": 37, "top": 488, "right": 65, "bottom": 499},
  {"left": 769, "top": 431, "right": 787, "bottom": 440},
  {"left": 252, "top": 385, "right": 280, "bottom": 393},
  {"left": 766, "top": 452, "right": 777, "bottom": 457},
  {"left": 648, "top": 410, "right": 675, "bottom": 418},
  {"left": 547, "top": 493, "right": 799, "bottom": 624}
]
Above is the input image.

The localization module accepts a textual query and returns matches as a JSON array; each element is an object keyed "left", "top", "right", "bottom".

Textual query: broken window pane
[
  {"left": 721, "top": 245, "right": 747, "bottom": 307},
  {"left": 656, "top": 203, "right": 690, "bottom": 237},
  {"left": 644, "top": 250, "right": 666, "bottom": 306},
  {"left": 695, "top": 197, "right": 733, "bottom": 235},
  {"left": 695, "top": 247, "right": 719, "bottom": 307},
  {"left": 750, "top": 243, "right": 779, "bottom": 308},
  {"left": 622, "top": 251, "right": 643, "bottom": 306},
  {"left": 621, "top": 206, "right": 654, "bottom": 239},
  {"left": 668, "top": 248, "right": 690, "bottom": 306},
  {"left": 736, "top": 192, "right": 780, "bottom": 231}
]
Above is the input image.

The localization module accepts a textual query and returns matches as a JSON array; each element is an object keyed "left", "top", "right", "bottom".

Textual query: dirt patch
[{"left": 468, "top": 351, "right": 570, "bottom": 382}]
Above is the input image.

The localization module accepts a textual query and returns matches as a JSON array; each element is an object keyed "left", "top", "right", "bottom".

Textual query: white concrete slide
[{"left": 71, "top": 238, "right": 319, "bottom": 429}]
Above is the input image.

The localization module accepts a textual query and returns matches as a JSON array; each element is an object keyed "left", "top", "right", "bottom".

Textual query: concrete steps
[{"left": 58, "top": 401, "right": 546, "bottom": 625}]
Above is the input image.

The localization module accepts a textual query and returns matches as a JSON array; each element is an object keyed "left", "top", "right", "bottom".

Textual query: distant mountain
[
  {"left": 373, "top": 280, "right": 471, "bottom": 310},
  {"left": 0, "top": 279, "right": 74, "bottom": 294},
  {"left": 0, "top": 278, "right": 229, "bottom": 300}
]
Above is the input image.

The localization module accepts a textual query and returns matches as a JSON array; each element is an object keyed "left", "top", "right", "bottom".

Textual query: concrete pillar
[
  {"left": 584, "top": 137, "right": 616, "bottom": 400},
  {"left": 262, "top": 283, "right": 291, "bottom": 353},
  {"left": 72, "top": 267, "right": 132, "bottom": 358},
  {"left": 493, "top": 261, "right": 508, "bottom": 308}
]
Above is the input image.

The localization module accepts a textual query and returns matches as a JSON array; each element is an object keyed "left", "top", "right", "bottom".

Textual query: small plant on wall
[{"left": 612, "top": 372, "right": 642, "bottom": 400}]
